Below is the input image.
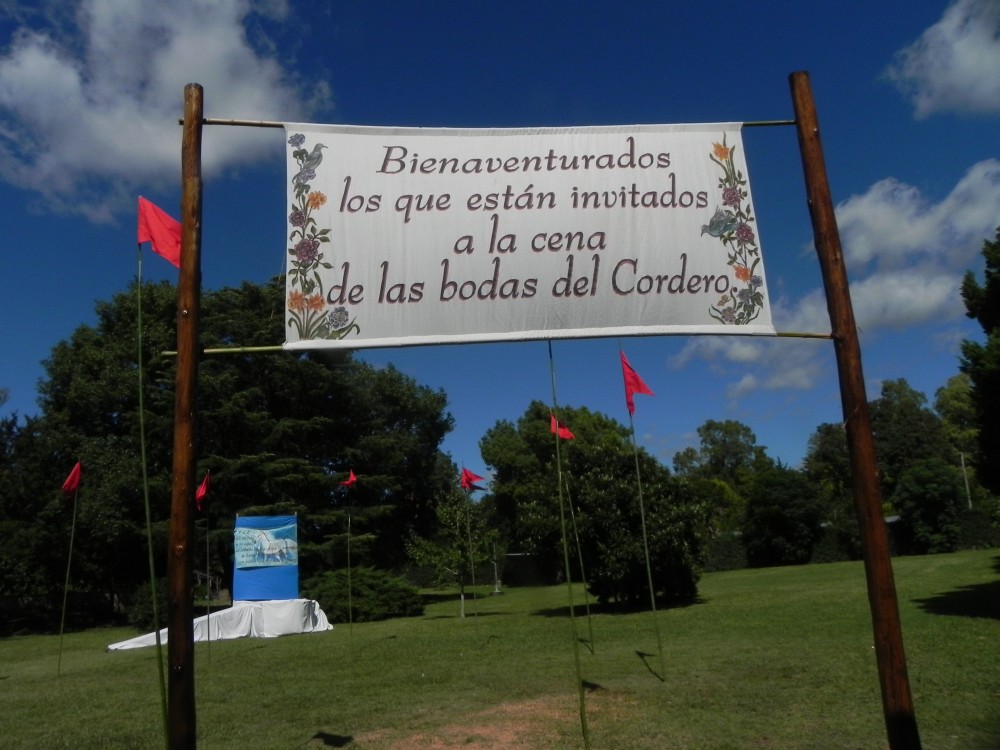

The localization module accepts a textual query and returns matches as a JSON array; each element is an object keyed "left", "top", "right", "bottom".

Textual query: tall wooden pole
[
  {"left": 169, "top": 82, "right": 203, "bottom": 750},
  {"left": 789, "top": 71, "right": 921, "bottom": 750}
]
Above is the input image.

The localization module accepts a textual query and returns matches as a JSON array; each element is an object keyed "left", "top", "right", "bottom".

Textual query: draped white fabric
[{"left": 107, "top": 599, "right": 332, "bottom": 651}]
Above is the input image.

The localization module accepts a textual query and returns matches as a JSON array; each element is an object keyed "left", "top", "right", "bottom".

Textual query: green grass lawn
[{"left": 2, "top": 549, "right": 998, "bottom": 749}]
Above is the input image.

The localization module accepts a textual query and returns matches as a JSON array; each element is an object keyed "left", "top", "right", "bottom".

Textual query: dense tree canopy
[
  {"left": 481, "top": 401, "right": 706, "bottom": 608},
  {"left": 960, "top": 226, "right": 1000, "bottom": 494},
  {"left": 0, "top": 278, "right": 455, "bottom": 629},
  {"left": 891, "top": 458, "right": 964, "bottom": 554},
  {"left": 3, "top": 245, "right": 999, "bottom": 633},
  {"left": 803, "top": 421, "right": 860, "bottom": 557},
  {"left": 672, "top": 419, "right": 773, "bottom": 547},
  {"left": 743, "top": 463, "right": 824, "bottom": 567},
  {"left": 869, "top": 379, "right": 953, "bottom": 503},
  {"left": 934, "top": 373, "right": 978, "bottom": 461}
]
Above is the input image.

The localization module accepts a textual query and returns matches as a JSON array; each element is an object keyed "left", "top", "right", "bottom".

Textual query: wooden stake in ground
[
  {"left": 168, "top": 82, "right": 204, "bottom": 750},
  {"left": 790, "top": 70, "right": 921, "bottom": 750}
]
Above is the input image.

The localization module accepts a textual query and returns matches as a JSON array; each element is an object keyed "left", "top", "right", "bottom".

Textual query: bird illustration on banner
[
  {"left": 293, "top": 143, "right": 326, "bottom": 184},
  {"left": 700, "top": 206, "right": 737, "bottom": 238}
]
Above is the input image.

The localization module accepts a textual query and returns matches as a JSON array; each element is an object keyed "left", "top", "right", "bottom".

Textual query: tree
[
  {"left": 0, "top": 278, "right": 456, "bottom": 629},
  {"left": 803, "top": 422, "right": 860, "bottom": 558},
  {"left": 869, "top": 379, "right": 952, "bottom": 504},
  {"left": 890, "top": 458, "right": 964, "bottom": 554},
  {"left": 672, "top": 419, "right": 771, "bottom": 534},
  {"left": 673, "top": 419, "right": 768, "bottom": 487},
  {"left": 960, "top": 226, "right": 1000, "bottom": 494},
  {"left": 934, "top": 373, "right": 978, "bottom": 460},
  {"left": 742, "top": 463, "right": 823, "bottom": 567},
  {"left": 481, "top": 401, "right": 705, "bottom": 607},
  {"left": 407, "top": 485, "right": 497, "bottom": 617}
]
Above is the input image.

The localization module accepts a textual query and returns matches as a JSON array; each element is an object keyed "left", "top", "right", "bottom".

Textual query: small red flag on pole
[
  {"left": 620, "top": 351, "right": 654, "bottom": 415},
  {"left": 62, "top": 461, "right": 81, "bottom": 498},
  {"left": 58, "top": 460, "right": 83, "bottom": 675},
  {"left": 137, "top": 196, "right": 182, "bottom": 268},
  {"left": 460, "top": 467, "right": 485, "bottom": 491},
  {"left": 550, "top": 414, "right": 575, "bottom": 440},
  {"left": 339, "top": 469, "right": 357, "bottom": 487},
  {"left": 195, "top": 471, "right": 210, "bottom": 511}
]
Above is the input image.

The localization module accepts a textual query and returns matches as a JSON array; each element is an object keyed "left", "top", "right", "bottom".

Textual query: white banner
[{"left": 283, "top": 123, "right": 774, "bottom": 349}]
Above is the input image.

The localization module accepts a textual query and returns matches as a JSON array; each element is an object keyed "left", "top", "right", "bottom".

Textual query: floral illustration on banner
[
  {"left": 702, "top": 134, "right": 765, "bottom": 325},
  {"left": 286, "top": 133, "right": 359, "bottom": 341}
]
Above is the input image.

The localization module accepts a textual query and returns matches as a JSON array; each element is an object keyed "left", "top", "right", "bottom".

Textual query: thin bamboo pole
[
  {"left": 56, "top": 484, "right": 79, "bottom": 677},
  {"left": 547, "top": 341, "right": 591, "bottom": 750},
  {"left": 136, "top": 251, "right": 169, "bottom": 746}
]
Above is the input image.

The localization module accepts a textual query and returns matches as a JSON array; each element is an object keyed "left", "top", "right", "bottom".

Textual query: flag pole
[
  {"left": 619, "top": 343, "right": 666, "bottom": 680},
  {"left": 562, "top": 476, "right": 595, "bottom": 654},
  {"left": 136, "top": 245, "right": 170, "bottom": 744},
  {"left": 463, "top": 485, "right": 480, "bottom": 619},
  {"left": 547, "top": 340, "right": 591, "bottom": 749},
  {"left": 56, "top": 482, "right": 79, "bottom": 677},
  {"left": 205, "top": 509, "right": 211, "bottom": 660},
  {"left": 626, "top": 407, "right": 666, "bottom": 680},
  {"left": 347, "top": 511, "right": 353, "bottom": 648},
  {"left": 337, "top": 472, "right": 357, "bottom": 649}
]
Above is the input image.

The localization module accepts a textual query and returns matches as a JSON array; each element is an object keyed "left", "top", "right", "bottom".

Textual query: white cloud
[
  {"left": 849, "top": 267, "right": 963, "bottom": 329},
  {"left": 671, "top": 336, "right": 760, "bottom": 369},
  {"left": 676, "top": 158, "right": 1000, "bottom": 400},
  {"left": 0, "top": 0, "right": 330, "bottom": 221},
  {"left": 771, "top": 289, "right": 830, "bottom": 335},
  {"left": 672, "top": 334, "right": 826, "bottom": 400},
  {"left": 827, "top": 158, "right": 1000, "bottom": 329},
  {"left": 836, "top": 159, "right": 1000, "bottom": 272},
  {"left": 886, "top": 0, "right": 1000, "bottom": 117}
]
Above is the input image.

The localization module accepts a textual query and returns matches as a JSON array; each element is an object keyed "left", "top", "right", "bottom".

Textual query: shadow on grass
[
  {"left": 635, "top": 650, "right": 665, "bottom": 682},
  {"left": 533, "top": 598, "right": 702, "bottom": 618},
  {"left": 423, "top": 611, "right": 512, "bottom": 620},
  {"left": 309, "top": 731, "right": 353, "bottom": 747},
  {"left": 357, "top": 635, "right": 396, "bottom": 651},
  {"left": 914, "top": 578, "right": 1000, "bottom": 620},
  {"left": 421, "top": 592, "right": 463, "bottom": 605}
]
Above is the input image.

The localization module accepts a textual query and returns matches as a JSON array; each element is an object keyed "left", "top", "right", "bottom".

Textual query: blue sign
[{"left": 232, "top": 516, "right": 299, "bottom": 601}]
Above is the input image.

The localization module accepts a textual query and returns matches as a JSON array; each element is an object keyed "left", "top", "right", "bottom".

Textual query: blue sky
[{"left": 1, "top": 1, "right": 999, "bottom": 485}]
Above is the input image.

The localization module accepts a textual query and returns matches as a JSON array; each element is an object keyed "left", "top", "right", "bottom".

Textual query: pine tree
[{"left": 960, "top": 227, "right": 1000, "bottom": 494}]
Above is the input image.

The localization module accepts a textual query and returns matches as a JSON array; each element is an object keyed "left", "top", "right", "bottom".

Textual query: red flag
[
  {"left": 339, "top": 469, "right": 357, "bottom": 487},
  {"left": 62, "top": 461, "right": 81, "bottom": 498},
  {"left": 620, "top": 351, "right": 654, "bottom": 415},
  {"left": 137, "top": 196, "right": 181, "bottom": 268},
  {"left": 195, "top": 471, "right": 210, "bottom": 511},
  {"left": 550, "top": 414, "right": 575, "bottom": 440},
  {"left": 460, "top": 467, "right": 485, "bottom": 491}
]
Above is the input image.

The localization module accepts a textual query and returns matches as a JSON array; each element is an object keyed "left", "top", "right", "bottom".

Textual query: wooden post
[
  {"left": 789, "top": 71, "right": 921, "bottom": 750},
  {"left": 168, "top": 82, "right": 203, "bottom": 750}
]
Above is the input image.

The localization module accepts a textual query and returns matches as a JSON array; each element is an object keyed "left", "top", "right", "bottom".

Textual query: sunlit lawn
[{"left": 1, "top": 549, "right": 997, "bottom": 748}]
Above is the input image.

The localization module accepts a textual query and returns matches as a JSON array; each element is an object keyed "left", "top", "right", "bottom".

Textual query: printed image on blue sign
[{"left": 233, "top": 516, "right": 299, "bottom": 601}]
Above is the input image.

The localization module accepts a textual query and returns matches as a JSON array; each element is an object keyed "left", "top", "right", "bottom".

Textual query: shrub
[
  {"left": 303, "top": 567, "right": 423, "bottom": 623},
  {"left": 743, "top": 465, "right": 823, "bottom": 567},
  {"left": 956, "top": 508, "right": 1000, "bottom": 550},
  {"left": 127, "top": 578, "right": 169, "bottom": 632},
  {"left": 891, "top": 458, "right": 963, "bottom": 554},
  {"left": 701, "top": 532, "right": 747, "bottom": 572}
]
